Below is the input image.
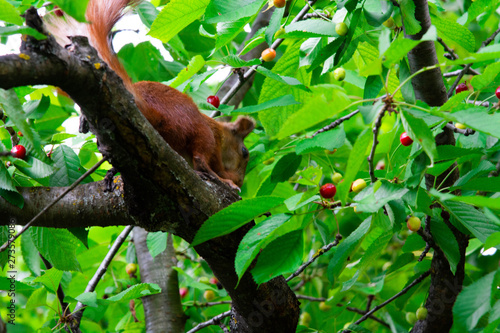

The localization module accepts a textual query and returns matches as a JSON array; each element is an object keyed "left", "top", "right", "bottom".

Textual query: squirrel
[{"left": 46, "top": 0, "right": 255, "bottom": 190}]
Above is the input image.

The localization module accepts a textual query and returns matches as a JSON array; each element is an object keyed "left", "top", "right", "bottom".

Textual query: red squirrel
[{"left": 48, "top": 0, "right": 255, "bottom": 189}]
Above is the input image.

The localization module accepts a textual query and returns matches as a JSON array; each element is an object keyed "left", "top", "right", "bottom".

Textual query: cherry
[
  {"left": 261, "top": 48, "right": 276, "bottom": 62},
  {"left": 209, "top": 277, "right": 219, "bottom": 285},
  {"left": 335, "top": 22, "right": 348, "bottom": 36},
  {"left": 495, "top": 86, "right": 500, "bottom": 99},
  {"left": 204, "top": 290, "right": 216, "bottom": 301},
  {"left": 125, "top": 263, "right": 137, "bottom": 275},
  {"left": 331, "top": 172, "right": 342, "bottom": 184},
  {"left": 11, "top": 145, "right": 26, "bottom": 159},
  {"left": 320, "top": 183, "right": 336, "bottom": 199},
  {"left": 273, "top": 0, "right": 286, "bottom": 8},
  {"left": 416, "top": 307, "right": 428, "bottom": 320},
  {"left": 455, "top": 123, "right": 466, "bottom": 129},
  {"left": 199, "top": 277, "right": 210, "bottom": 284},
  {"left": 400, "top": 132, "right": 413, "bottom": 146},
  {"left": 207, "top": 95, "right": 220, "bottom": 108},
  {"left": 333, "top": 67, "right": 346, "bottom": 81},
  {"left": 407, "top": 216, "right": 421, "bottom": 232},
  {"left": 319, "top": 301, "right": 332, "bottom": 311},
  {"left": 179, "top": 287, "right": 188, "bottom": 298},
  {"left": 54, "top": 6, "right": 64, "bottom": 17},
  {"left": 406, "top": 312, "right": 417, "bottom": 325},
  {"left": 455, "top": 82, "right": 468, "bottom": 94},
  {"left": 375, "top": 160, "right": 385, "bottom": 170},
  {"left": 351, "top": 179, "right": 367, "bottom": 193}
]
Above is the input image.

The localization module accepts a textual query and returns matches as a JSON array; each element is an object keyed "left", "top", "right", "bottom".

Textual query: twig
[
  {"left": 69, "top": 225, "right": 134, "bottom": 330},
  {"left": 312, "top": 110, "right": 360, "bottom": 137},
  {"left": 367, "top": 105, "right": 388, "bottom": 183},
  {"left": 0, "top": 157, "right": 107, "bottom": 253},
  {"left": 193, "top": 300, "right": 232, "bottom": 307},
  {"left": 366, "top": 295, "right": 375, "bottom": 312},
  {"left": 295, "top": 295, "right": 390, "bottom": 328},
  {"left": 418, "top": 216, "right": 432, "bottom": 262},
  {"left": 186, "top": 310, "right": 231, "bottom": 333},
  {"left": 286, "top": 234, "right": 342, "bottom": 282},
  {"left": 443, "top": 68, "right": 479, "bottom": 78},
  {"left": 444, "top": 123, "right": 475, "bottom": 136},
  {"left": 437, "top": 37, "right": 480, "bottom": 76},
  {"left": 218, "top": 322, "right": 230, "bottom": 333},
  {"left": 211, "top": 0, "right": 318, "bottom": 118},
  {"left": 341, "top": 270, "right": 431, "bottom": 332},
  {"left": 447, "top": 27, "right": 500, "bottom": 98}
]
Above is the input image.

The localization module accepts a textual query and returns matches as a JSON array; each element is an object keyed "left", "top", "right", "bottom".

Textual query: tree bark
[
  {"left": 404, "top": 1, "right": 467, "bottom": 332},
  {"left": 135, "top": 229, "right": 186, "bottom": 333}
]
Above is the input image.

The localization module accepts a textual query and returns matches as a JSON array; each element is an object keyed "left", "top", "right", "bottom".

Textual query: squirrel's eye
[{"left": 241, "top": 146, "right": 249, "bottom": 158}]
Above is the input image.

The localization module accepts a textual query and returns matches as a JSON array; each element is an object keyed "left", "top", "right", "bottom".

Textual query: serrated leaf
[
  {"left": 170, "top": 55, "right": 205, "bottom": 88},
  {"left": 26, "top": 287, "right": 47, "bottom": 310},
  {"left": 137, "top": 1, "right": 159, "bottom": 28},
  {"left": 221, "top": 55, "right": 262, "bottom": 68},
  {"left": 461, "top": 0, "right": 497, "bottom": 26},
  {"left": 254, "top": 66, "right": 310, "bottom": 92},
  {"left": 431, "top": 14, "right": 475, "bottom": 52},
  {"left": 470, "top": 62, "right": 500, "bottom": 91},
  {"left": 265, "top": 5, "right": 285, "bottom": 45},
  {"left": 49, "top": 145, "right": 91, "bottom": 187},
  {"left": 0, "top": 0, "right": 23, "bottom": 25},
  {"left": 436, "top": 145, "right": 483, "bottom": 162},
  {"left": 33, "top": 268, "right": 63, "bottom": 293},
  {"left": 29, "top": 227, "right": 81, "bottom": 271},
  {"left": 452, "top": 270, "right": 496, "bottom": 330},
  {"left": 146, "top": 231, "right": 167, "bottom": 258},
  {"left": 439, "top": 91, "right": 469, "bottom": 112},
  {"left": 259, "top": 41, "right": 311, "bottom": 137},
  {"left": 399, "top": 58, "right": 415, "bottom": 104},
  {"left": 21, "top": 232, "right": 41, "bottom": 276},
  {"left": 401, "top": 109, "right": 437, "bottom": 165},
  {"left": 328, "top": 217, "right": 371, "bottom": 283},
  {"left": 192, "top": 196, "right": 285, "bottom": 246},
  {"left": 16, "top": 156, "right": 53, "bottom": 181},
  {"left": 276, "top": 88, "right": 350, "bottom": 139},
  {"left": 452, "top": 177, "right": 500, "bottom": 193},
  {"left": 149, "top": 0, "right": 210, "bottom": 43},
  {"left": 204, "top": 0, "right": 264, "bottom": 24},
  {"left": 431, "top": 216, "right": 460, "bottom": 274},
  {"left": 382, "top": 36, "right": 420, "bottom": 66},
  {"left": 235, "top": 214, "right": 292, "bottom": 281},
  {"left": 399, "top": 0, "right": 421, "bottom": 35},
  {"left": 295, "top": 126, "right": 346, "bottom": 155},
  {"left": 354, "top": 181, "right": 409, "bottom": 213},
  {"left": 251, "top": 229, "right": 303, "bottom": 285},
  {"left": 0, "top": 162, "right": 17, "bottom": 192},
  {"left": 106, "top": 283, "right": 161, "bottom": 302},
  {"left": 441, "top": 200, "right": 500, "bottom": 243},
  {"left": 50, "top": 0, "right": 89, "bottom": 22},
  {"left": 270, "top": 153, "right": 302, "bottom": 182},
  {"left": 76, "top": 292, "right": 98, "bottom": 308},
  {"left": 282, "top": 19, "right": 336, "bottom": 38},
  {"left": 337, "top": 129, "right": 372, "bottom": 205},
  {"left": 307, "top": 37, "right": 345, "bottom": 73},
  {"left": 215, "top": 17, "right": 252, "bottom": 50},
  {"left": 454, "top": 160, "right": 495, "bottom": 187},
  {"left": 231, "top": 95, "right": 300, "bottom": 115}
]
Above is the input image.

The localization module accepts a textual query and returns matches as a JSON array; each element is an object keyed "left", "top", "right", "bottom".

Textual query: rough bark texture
[
  {"left": 0, "top": 7, "right": 299, "bottom": 332},
  {"left": 404, "top": 1, "right": 468, "bottom": 332},
  {"left": 135, "top": 229, "right": 186, "bottom": 333}
]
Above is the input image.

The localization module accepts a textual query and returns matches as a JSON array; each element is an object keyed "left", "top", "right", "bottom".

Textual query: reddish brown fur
[{"left": 85, "top": 0, "right": 254, "bottom": 188}]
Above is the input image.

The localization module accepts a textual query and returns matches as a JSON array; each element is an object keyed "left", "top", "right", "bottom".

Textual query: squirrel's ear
[{"left": 232, "top": 116, "right": 255, "bottom": 138}]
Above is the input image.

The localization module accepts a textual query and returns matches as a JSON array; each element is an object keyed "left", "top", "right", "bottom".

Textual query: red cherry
[
  {"left": 495, "top": 86, "right": 500, "bottom": 99},
  {"left": 261, "top": 48, "right": 277, "bottom": 62},
  {"left": 11, "top": 145, "right": 26, "bottom": 159},
  {"left": 179, "top": 287, "right": 188, "bottom": 298},
  {"left": 455, "top": 83, "right": 468, "bottom": 94},
  {"left": 209, "top": 277, "right": 219, "bottom": 285},
  {"left": 54, "top": 6, "right": 64, "bottom": 17},
  {"left": 320, "top": 183, "right": 336, "bottom": 199},
  {"left": 207, "top": 95, "right": 220, "bottom": 108},
  {"left": 400, "top": 132, "right": 413, "bottom": 147}
]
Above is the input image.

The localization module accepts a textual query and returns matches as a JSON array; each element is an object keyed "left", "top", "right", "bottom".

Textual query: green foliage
[{"left": 1, "top": 0, "right": 500, "bottom": 331}]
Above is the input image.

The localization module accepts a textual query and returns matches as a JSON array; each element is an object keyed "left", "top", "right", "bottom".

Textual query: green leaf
[
  {"left": 149, "top": 0, "right": 210, "bottom": 43},
  {"left": 441, "top": 200, "right": 500, "bottom": 243},
  {"left": 354, "top": 181, "right": 409, "bottom": 213},
  {"left": 431, "top": 216, "right": 460, "bottom": 275},
  {"left": 431, "top": 107, "right": 500, "bottom": 139},
  {"left": 452, "top": 177, "right": 500, "bottom": 193},
  {"left": 386, "top": 253, "right": 415, "bottom": 274},
  {"left": 484, "top": 232, "right": 500, "bottom": 251},
  {"left": 254, "top": 66, "right": 310, "bottom": 92},
  {"left": 33, "top": 268, "right": 63, "bottom": 293},
  {"left": 204, "top": 0, "right": 264, "bottom": 24},
  {"left": 76, "top": 292, "right": 98, "bottom": 308},
  {"left": 0, "top": 0, "right": 23, "bottom": 25},
  {"left": 399, "top": 58, "right": 416, "bottom": 104},
  {"left": 460, "top": 0, "right": 497, "bottom": 26},
  {"left": 270, "top": 153, "right": 302, "bottom": 182},
  {"left": 328, "top": 217, "right": 371, "bottom": 283},
  {"left": 399, "top": 0, "right": 421, "bottom": 35},
  {"left": 106, "top": 283, "right": 161, "bottom": 302},
  {"left": 452, "top": 270, "right": 496, "bottom": 330},
  {"left": 49, "top": 145, "right": 91, "bottom": 187},
  {"left": 282, "top": 19, "right": 337, "bottom": 38},
  {"left": 252, "top": 229, "right": 303, "bottom": 285},
  {"left": 401, "top": 109, "right": 438, "bottom": 165},
  {"left": 265, "top": 5, "right": 285, "bottom": 46},
  {"left": 295, "top": 126, "right": 346, "bottom": 155},
  {"left": 51, "top": 0, "right": 89, "bottom": 22},
  {"left": 146, "top": 232, "right": 167, "bottom": 258},
  {"left": 169, "top": 55, "right": 205, "bottom": 88},
  {"left": 307, "top": 37, "right": 345, "bottom": 73},
  {"left": 0, "top": 26, "right": 47, "bottom": 40},
  {"left": 235, "top": 214, "right": 293, "bottom": 281},
  {"left": 21, "top": 232, "right": 41, "bottom": 276},
  {"left": 436, "top": 145, "right": 483, "bottom": 162},
  {"left": 454, "top": 160, "right": 495, "bottom": 187},
  {"left": 215, "top": 17, "right": 252, "bottom": 50},
  {"left": 221, "top": 55, "right": 262, "bottom": 68},
  {"left": 337, "top": 129, "right": 372, "bottom": 205},
  {"left": 0, "top": 226, "right": 8, "bottom": 268},
  {"left": 231, "top": 95, "right": 300, "bottom": 115},
  {"left": 363, "top": 1, "right": 393, "bottom": 27},
  {"left": 26, "top": 287, "right": 47, "bottom": 310},
  {"left": 29, "top": 227, "right": 82, "bottom": 271},
  {"left": 470, "top": 62, "right": 500, "bottom": 91},
  {"left": 0, "top": 162, "right": 17, "bottom": 192},
  {"left": 439, "top": 91, "right": 470, "bottom": 111},
  {"left": 191, "top": 196, "right": 285, "bottom": 246},
  {"left": 431, "top": 15, "right": 475, "bottom": 52},
  {"left": 276, "top": 87, "right": 350, "bottom": 139}
]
